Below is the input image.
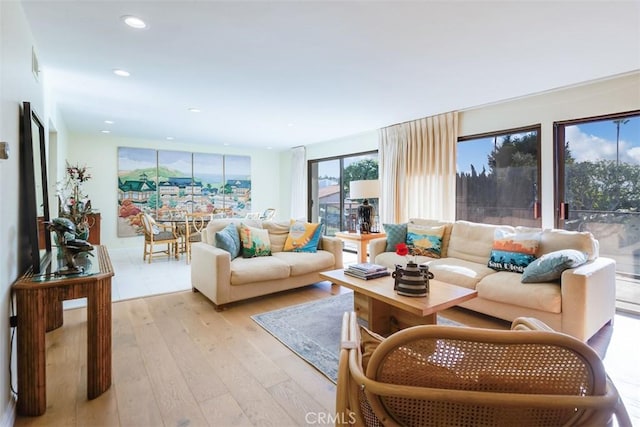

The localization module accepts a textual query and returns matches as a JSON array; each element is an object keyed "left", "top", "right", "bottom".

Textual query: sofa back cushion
[
  {"left": 408, "top": 219, "right": 454, "bottom": 257},
  {"left": 261, "top": 220, "right": 291, "bottom": 252},
  {"left": 538, "top": 229, "right": 599, "bottom": 260},
  {"left": 448, "top": 221, "right": 514, "bottom": 264}
]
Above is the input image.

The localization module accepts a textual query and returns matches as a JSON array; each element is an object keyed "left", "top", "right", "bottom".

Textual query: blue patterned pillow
[
  {"left": 406, "top": 224, "right": 445, "bottom": 259},
  {"left": 521, "top": 250, "right": 588, "bottom": 283},
  {"left": 488, "top": 230, "right": 541, "bottom": 273},
  {"left": 383, "top": 223, "right": 408, "bottom": 252},
  {"left": 215, "top": 222, "right": 241, "bottom": 258}
]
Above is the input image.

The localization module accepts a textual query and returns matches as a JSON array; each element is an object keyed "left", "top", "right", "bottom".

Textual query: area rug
[{"left": 251, "top": 292, "right": 461, "bottom": 383}]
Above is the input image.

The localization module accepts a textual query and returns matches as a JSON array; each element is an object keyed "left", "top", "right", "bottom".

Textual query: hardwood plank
[{"left": 125, "top": 299, "right": 208, "bottom": 426}]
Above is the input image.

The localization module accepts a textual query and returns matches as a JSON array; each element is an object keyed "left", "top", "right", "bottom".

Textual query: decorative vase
[{"left": 392, "top": 262, "right": 434, "bottom": 297}]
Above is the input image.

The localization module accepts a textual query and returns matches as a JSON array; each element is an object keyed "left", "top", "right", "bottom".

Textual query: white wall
[
  {"left": 65, "top": 134, "right": 282, "bottom": 248},
  {"left": 279, "top": 72, "right": 640, "bottom": 229}
]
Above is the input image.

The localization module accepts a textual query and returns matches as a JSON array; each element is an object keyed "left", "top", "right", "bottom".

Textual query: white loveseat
[
  {"left": 370, "top": 219, "right": 617, "bottom": 341},
  {"left": 191, "top": 219, "right": 344, "bottom": 309}
]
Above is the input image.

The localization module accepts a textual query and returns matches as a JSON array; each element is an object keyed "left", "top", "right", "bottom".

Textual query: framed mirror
[{"left": 20, "top": 101, "right": 51, "bottom": 274}]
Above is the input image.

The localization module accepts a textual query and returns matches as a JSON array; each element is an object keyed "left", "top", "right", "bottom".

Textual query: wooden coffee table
[{"left": 320, "top": 268, "right": 477, "bottom": 335}]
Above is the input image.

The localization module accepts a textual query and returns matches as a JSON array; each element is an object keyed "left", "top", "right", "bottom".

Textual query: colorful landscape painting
[{"left": 117, "top": 147, "right": 251, "bottom": 237}]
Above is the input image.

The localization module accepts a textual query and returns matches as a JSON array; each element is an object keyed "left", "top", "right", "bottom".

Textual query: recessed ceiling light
[
  {"left": 104, "top": 120, "right": 114, "bottom": 124},
  {"left": 188, "top": 108, "right": 201, "bottom": 113},
  {"left": 287, "top": 123, "right": 294, "bottom": 127},
  {"left": 267, "top": 146, "right": 273, "bottom": 150},
  {"left": 122, "top": 15, "right": 147, "bottom": 29},
  {"left": 166, "top": 136, "right": 175, "bottom": 141},
  {"left": 223, "top": 143, "right": 230, "bottom": 146},
  {"left": 113, "top": 69, "right": 130, "bottom": 77},
  {"left": 101, "top": 130, "right": 111, "bottom": 134}
]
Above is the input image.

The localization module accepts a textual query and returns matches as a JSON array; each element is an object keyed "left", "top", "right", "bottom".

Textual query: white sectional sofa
[
  {"left": 191, "top": 219, "right": 344, "bottom": 309},
  {"left": 370, "top": 219, "right": 617, "bottom": 341}
]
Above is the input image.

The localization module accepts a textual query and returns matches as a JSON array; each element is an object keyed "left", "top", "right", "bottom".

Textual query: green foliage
[
  {"left": 567, "top": 160, "right": 640, "bottom": 211},
  {"left": 343, "top": 159, "right": 379, "bottom": 196}
]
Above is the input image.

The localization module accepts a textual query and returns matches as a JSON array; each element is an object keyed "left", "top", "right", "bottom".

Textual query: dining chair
[
  {"left": 140, "top": 213, "right": 180, "bottom": 263},
  {"left": 183, "top": 212, "right": 208, "bottom": 263},
  {"left": 260, "top": 208, "right": 276, "bottom": 220}
]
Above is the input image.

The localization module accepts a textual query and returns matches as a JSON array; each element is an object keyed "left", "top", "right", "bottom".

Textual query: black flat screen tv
[{"left": 19, "top": 101, "right": 51, "bottom": 275}]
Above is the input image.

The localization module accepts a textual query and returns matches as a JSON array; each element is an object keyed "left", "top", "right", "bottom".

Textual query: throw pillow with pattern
[
  {"left": 383, "top": 223, "right": 408, "bottom": 252},
  {"left": 488, "top": 229, "right": 541, "bottom": 273},
  {"left": 406, "top": 224, "right": 445, "bottom": 259},
  {"left": 283, "top": 220, "right": 321, "bottom": 252},
  {"left": 239, "top": 223, "right": 272, "bottom": 258}
]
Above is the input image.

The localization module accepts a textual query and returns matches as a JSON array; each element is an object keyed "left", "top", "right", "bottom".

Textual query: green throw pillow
[
  {"left": 239, "top": 223, "right": 272, "bottom": 258},
  {"left": 383, "top": 223, "right": 408, "bottom": 252},
  {"left": 521, "top": 250, "right": 588, "bottom": 283}
]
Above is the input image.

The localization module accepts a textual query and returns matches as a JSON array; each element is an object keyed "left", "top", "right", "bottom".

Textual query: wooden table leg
[
  {"left": 358, "top": 240, "right": 368, "bottom": 263},
  {"left": 16, "top": 288, "right": 47, "bottom": 416},
  {"left": 86, "top": 276, "right": 112, "bottom": 399}
]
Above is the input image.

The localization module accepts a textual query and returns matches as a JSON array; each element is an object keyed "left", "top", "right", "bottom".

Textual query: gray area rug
[{"left": 251, "top": 292, "right": 460, "bottom": 383}]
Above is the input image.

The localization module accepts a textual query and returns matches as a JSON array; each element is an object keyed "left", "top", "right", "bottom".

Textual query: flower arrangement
[
  {"left": 57, "top": 162, "right": 92, "bottom": 238},
  {"left": 395, "top": 242, "right": 416, "bottom": 265}
]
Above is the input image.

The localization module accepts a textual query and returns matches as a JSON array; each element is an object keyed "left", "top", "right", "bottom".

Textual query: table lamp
[{"left": 349, "top": 179, "right": 380, "bottom": 234}]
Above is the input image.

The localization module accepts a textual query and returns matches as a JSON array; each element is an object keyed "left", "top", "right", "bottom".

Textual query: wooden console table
[
  {"left": 12, "top": 245, "right": 114, "bottom": 416},
  {"left": 334, "top": 231, "right": 386, "bottom": 263}
]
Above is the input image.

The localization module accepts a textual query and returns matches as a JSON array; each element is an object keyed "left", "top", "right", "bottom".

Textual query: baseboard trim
[{"left": 0, "top": 396, "right": 16, "bottom": 427}]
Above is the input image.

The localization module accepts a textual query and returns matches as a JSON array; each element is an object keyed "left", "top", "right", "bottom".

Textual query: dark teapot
[{"left": 392, "top": 262, "right": 434, "bottom": 297}]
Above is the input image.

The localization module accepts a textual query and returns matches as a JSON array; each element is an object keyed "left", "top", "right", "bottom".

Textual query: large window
[
  {"left": 555, "top": 111, "right": 640, "bottom": 310},
  {"left": 457, "top": 126, "right": 541, "bottom": 227},
  {"left": 308, "top": 152, "right": 378, "bottom": 236}
]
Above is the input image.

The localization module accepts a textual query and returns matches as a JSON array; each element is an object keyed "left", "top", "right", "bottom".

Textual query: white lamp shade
[{"left": 349, "top": 179, "right": 380, "bottom": 200}]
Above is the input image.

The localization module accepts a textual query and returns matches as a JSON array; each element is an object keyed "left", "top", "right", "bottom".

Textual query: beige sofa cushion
[
  {"left": 230, "top": 256, "right": 290, "bottom": 285},
  {"left": 272, "top": 251, "right": 336, "bottom": 275},
  {"left": 538, "top": 229, "right": 599, "bottom": 260},
  {"left": 448, "top": 221, "right": 514, "bottom": 264},
  {"left": 427, "top": 258, "right": 497, "bottom": 290},
  {"left": 476, "top": 272, "right": 562, "bottom": 313},
  {"left": 261, "top": 220, "right": 291, "bottom": 253}
]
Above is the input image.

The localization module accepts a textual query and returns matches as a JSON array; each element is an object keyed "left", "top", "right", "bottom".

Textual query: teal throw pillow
[
  {"left": 521, "top": 250, "right": 588, "bottom": 283},
  {"left": 215, "top": 222, "right": 241, "bottom": 259},
  {"left": 383, "top": 223, "right": 408, "bottom": 252}
]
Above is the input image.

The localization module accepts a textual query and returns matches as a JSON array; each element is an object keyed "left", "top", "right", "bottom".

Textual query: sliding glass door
[
  {"left": 309, "top": 152, "right": 378, "bottom": 236},
  {"left": 555, "top": 111, "right": 640, "bottom": 311}
]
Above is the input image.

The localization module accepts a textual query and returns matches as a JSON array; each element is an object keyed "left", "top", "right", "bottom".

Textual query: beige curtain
[
  {"left": 379, "top": 111, "right": 458, "bottom": 223},
  {"left": 290, "top": 146, "right": 306, "bottom": 220}
]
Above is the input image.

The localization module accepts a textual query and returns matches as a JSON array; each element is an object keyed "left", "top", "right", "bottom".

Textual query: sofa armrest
[
  {"left": 190, "top": 242, "right": 232, "bottom": 305},
  {"left": 321, "top": 236, "right": 344, "bottom": 269},
  {"left": 369, "top": 238, "right": 388, "bottom": 263},
  {"left": 560, "top": 257, "right": 617, "bottom": 341}
]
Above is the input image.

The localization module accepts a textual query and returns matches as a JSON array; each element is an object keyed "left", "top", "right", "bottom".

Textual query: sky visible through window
[{"left": 457, "top": 116, "right": 640, "bottom": 174}]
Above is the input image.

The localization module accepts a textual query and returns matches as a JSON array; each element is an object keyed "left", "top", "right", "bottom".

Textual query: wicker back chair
[
  {"left": 140, "top": 213, "right": 179, "bottom": 263},
  {"left": 337, "top": 312, "right": 631, "bottom": 427}
]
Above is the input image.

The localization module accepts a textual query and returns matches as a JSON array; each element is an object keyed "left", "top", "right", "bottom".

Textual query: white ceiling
[{"left": 21, "top": 1, "right": 640, "bottom": 150}]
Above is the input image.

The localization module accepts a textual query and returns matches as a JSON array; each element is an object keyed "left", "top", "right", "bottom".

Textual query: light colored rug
[{"left": 251, "top": 292, "right": 460, "bottom": 383}]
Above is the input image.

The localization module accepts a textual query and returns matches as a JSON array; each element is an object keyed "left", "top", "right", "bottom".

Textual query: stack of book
[{"left": 344, "top": 263, "right": 390, "bottom": 280}]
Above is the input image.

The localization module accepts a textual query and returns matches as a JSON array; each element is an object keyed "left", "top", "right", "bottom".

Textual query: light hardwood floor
[{"left": 13, "top": 248, "right": 640, "bottom": 426}]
